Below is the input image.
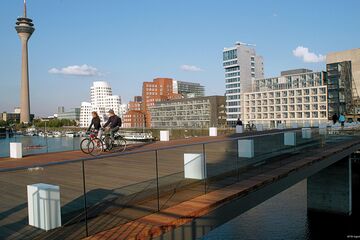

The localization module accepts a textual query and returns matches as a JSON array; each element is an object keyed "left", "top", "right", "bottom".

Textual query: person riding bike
[
  {"left": 87, "top": 111, "right": 102, "bottom": 137},
  {"left": 103, "top": 109, "right": 122, "bottom": 140}
]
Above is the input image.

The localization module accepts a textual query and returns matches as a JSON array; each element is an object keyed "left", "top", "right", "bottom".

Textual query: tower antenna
[{"left": 24, "top": 0, "right": 27, "bottom": 18}]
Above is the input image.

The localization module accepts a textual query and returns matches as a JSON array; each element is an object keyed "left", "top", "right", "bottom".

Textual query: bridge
[{"left": 0, "top": 128, "right": 359, "bottom": 239}]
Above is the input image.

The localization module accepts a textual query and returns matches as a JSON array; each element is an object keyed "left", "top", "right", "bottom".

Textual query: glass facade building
[
  {"left": 223, "top": 42, "right": 264, "bottom": 126},
  {"left": 326, "top": 61, "right": 353, "bottom": 117}
]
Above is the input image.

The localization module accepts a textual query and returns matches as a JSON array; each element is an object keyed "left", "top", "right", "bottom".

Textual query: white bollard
[
  {"left": 10, "top": 142, "right": 22, "bottom": 158},
  {"left": 255, "top": 124, "right": 264, "bottom": 131},
  {"left": 209, "top": 127, "right": 218, "bottom": 137},
  {"left": 236, "top": 125, "right": 244, "bottom": 133},
  {"left": 284, "top": 132, "right": 296, "bottom": 146},
  {"left": 160, "top": 130, "right": 170, "bottom": 141},
  {"left": 27, "top": 183, "right": 62, "bottom": 231},
  {"left": 238, "top": 139, "right": 254, "bottom": 158},
  {"left": 184, "top": 153, "right": 206, "bottom": 180},
  {"left": 302, "top": 128, "right": 312, "bottom": 139}
]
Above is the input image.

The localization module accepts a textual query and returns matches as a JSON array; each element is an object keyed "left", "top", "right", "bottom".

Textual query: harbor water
[
  {"left": 203, "top": 164, "right": 360, "bottom": 240},
  {"left": 0, "top": 135, "right": 83, "bottom": 157}
]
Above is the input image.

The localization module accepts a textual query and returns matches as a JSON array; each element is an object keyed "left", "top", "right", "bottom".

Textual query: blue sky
[{"left": 0, "top": 0, "right": 359, "bottom": 116}]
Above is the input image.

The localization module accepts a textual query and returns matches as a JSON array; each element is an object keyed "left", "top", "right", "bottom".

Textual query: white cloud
[
  {"left": 180, "top": 64, "right": 203, "bottom": 72},
  {"left": 273, "top": 13, "right": 278, "bottom": 17},
  {"left": 48, "top": 64, "right": 100, "bottom": 76},
  {"left": 292, "top": 46, "right": 326, "bottom": 63}
]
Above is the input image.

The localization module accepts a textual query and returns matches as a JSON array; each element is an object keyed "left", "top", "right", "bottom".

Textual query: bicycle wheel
[
  {"left": 80, "top": 138, "right": 92, "bottom": 154},
  {"left": 89, "top": 138, "right": 104, "bottom": 156},
  {"left": 103, "top": 136, "right": 113, "bottom": 151},
  {"left": 113, "top": 137, "right": 127, "bottom": 152}
]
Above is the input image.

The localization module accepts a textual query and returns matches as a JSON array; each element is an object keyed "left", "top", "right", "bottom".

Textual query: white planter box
[
  {"left": 27, "top": 183, "right": 61, "bottom": 231},
  {"left": 236, "top": 125, "right": 244, "bottom": 133},
  {"left": 184, "top": 153, "right": 206, "bottom": 180},
  {"left": 284, "top": 132, "right": 296, "bottom": 146},
  {"left": 238, "top": 140, "right": 254, "bottom": 158},
  {"left": 10, "top": 142, "right": 22, "bottom": 159},
  {"left": 302, "top": 128, "right": 312, "bottom": 139},
  {"left": 160, "top": 130, "right": 169, "bottom": 141},
  {"left": 209, "top": 127, "right": 217, "bottom": 137}
]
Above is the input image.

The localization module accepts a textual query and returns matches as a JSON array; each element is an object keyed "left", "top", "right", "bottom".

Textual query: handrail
[{"left": 0, "top": 128, "right": 318, "bottom": 173}]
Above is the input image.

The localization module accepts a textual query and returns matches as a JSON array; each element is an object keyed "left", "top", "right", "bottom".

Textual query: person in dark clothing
[
  {"left": 332, "top": 113, "right": 338, "bottom": 125},
  {"left": 87, "top": 111, "right": 102, "bottom": 137},
  {"left": 236, "top": 118, "right": 243, "bottom": 126},
  {"left": 103, "top": 109, "right": 122, "bottom": 140}
]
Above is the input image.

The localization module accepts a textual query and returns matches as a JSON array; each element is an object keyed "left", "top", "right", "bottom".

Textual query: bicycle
[
  {"left": 80, "top": 130, "right": 127, "bottom": 156},
  {"left": 103, "top": 131, "right": 127, "bottom": 153},
  {"left": 80, "top": 130, "right": 104, "bottom": 156}
]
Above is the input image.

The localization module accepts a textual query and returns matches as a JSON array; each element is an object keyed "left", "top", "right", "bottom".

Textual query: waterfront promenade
[
  {"left": 0, "top": 128, "right": 359, "bottom": 239},
  {"left": 0, "top": 129, "right": 292, "bottom": 169}
]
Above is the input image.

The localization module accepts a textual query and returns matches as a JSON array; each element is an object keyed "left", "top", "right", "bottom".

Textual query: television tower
[{"left": 15, "top": 0, "right": 35, "bottom": 123}]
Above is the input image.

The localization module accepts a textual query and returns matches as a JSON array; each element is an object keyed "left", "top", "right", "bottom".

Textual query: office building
[
  {"left": 133, "top": 96, "right": 142, "bottom": 102},
  {"left": 242, "top": 71, "right": 328, "bottom": 127},
  {"left": 58, "top": 106, "right": 65, "bottom": 114},
  {"left": 2, "top": 108, "right": 34, "bottom": 123},
  {"left": 118, "top": 104, "right": 128, "bottom": 119},
  {"left": 57, "top": 108, "right": 80, "bottom": 121},
  {"left": 80, "top": 81, "right": 122, "bottom": 127},
  {"left": 149, "top": 96, "right": 226, "bottom": 128},
  {"left": 173, "top": 80, "right": 205, "bottom": 98},
  {"left": 142, "top": 78, "right": 182, "bottom": 127},
  {"left": 223, "top": 42, "right": 264, "bottom": 126},
  {"left": 326, "top": 61, "right": 353, "bottom": 116},
  {"left": 327, "top": 49, "right": 360, "bottom": 114},
  {"left": 80, "top": 102, "right": 92, "bottom": 127},
  {"left": 123, "top": 110, "right": 145, "bottom": 128},
  {"left": 327, "top": 49, "right": 360, "bottom": 102}
]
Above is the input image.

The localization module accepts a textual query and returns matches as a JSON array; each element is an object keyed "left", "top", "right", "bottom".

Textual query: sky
[{"left": 0, "top": 0, "right": 359, "bottom": 117}]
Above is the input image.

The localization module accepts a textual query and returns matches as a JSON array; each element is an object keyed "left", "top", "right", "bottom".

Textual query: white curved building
[{"left": 80, "top": 81, "right": 122, "bottom": 127}]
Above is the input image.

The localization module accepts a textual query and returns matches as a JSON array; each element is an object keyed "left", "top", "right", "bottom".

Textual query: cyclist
[
  {"left": 103, "top": 109, "right": 122, "bottom": 140},
  {"left": 87, "top": 111, "right": 102, "bottom": 137}
]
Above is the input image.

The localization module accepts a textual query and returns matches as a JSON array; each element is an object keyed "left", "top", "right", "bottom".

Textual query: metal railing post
[
  {"left": 236, "top": 139, "right": 240, "bottom": 181},
  {"left": 202, "top": 144, "right": 207, "bottom": 194},
  {"left": 81, "top": 160, "right": 89, "bottom": 237},
  {"left": 155, "top": 150, "right": 160, "bottom": 212}
]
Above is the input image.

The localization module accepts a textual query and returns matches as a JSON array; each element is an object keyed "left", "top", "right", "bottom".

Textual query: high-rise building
[
  {"left": 327, "top": 48, "right": 360, "bottom": 103},
  {"left": 15, "top": 0, "right": 35, "bottom": 124},
  {"left": 223, "top": 42, "right": 264, "bottom": 126},
  {"left": 326, "top": 61, "right": 353, "bottom": 116},
  {"left": 173, "top": 80, "right": 205, "bottom": 98},
  {"left": 79, "top": 81, "right": 122, "bottom": 127}
]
